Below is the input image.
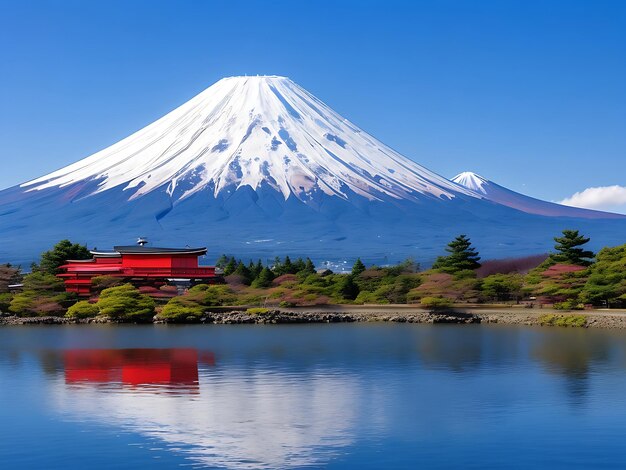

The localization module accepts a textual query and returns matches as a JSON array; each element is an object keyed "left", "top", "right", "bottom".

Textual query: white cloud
[{"left": 559, "top": 185, "right": 626, "bottom": 214}]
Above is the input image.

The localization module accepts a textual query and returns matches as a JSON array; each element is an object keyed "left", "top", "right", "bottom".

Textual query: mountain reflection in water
[{"left": 50, "top": 347, "right": 357, "bottom": 469}]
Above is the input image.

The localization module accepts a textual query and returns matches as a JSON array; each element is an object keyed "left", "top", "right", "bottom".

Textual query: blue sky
[{"left": 1, "top": 0, "right": 624, "bottom": 208}]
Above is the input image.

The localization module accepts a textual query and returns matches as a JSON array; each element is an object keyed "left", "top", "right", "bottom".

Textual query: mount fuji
[{"left": 0, "top": 75, "right": 624, "bottom": 265}]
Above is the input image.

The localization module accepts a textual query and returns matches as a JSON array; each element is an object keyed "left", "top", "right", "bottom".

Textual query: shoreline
[{"left": 2, "top": 306, "right": 626, "bottom": 329}]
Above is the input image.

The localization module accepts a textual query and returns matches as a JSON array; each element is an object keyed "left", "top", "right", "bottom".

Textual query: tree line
[{"left": 0, "top": 228, "right": 625, "bottom": 321}]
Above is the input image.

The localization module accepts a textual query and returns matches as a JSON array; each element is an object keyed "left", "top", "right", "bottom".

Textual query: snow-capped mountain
[
  {"left": 452, "top": 172, "right": 623, "bottom": 219},
  {"left": 0, "top": 76, "right": 624, "bottom": 265},
  {"left": 22, "top": 76, "right": 475, "bottom": 205}
]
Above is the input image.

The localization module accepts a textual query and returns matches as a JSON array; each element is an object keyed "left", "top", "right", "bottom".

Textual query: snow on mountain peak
[
  {"left": 20, "top": 75, "right": 477, "bottom": 204},
  {"left": 452, "top": 170, "right": 624, "bottom": 219},
  {"left": 452, "top": 172, "right": 489, "bottom": 194}
]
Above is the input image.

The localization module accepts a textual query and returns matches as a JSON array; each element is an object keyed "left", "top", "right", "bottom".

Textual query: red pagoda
[{"left": 58, "top": 240, "right": 218, "bottom": 296}]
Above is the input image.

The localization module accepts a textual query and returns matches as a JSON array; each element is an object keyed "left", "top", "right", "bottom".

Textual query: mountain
[
  {"left": 0, "top": 76, "right": 624, "bottom": 265},
  {"left": 452, "top": 172, "right": 623, "bottom": 219}
]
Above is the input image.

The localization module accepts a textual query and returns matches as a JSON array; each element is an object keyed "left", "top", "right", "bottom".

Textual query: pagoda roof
[{"left": 112, "top": 246, "right": 207, "bottom": 256}]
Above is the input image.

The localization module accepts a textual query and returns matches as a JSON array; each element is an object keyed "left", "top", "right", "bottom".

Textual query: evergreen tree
[
  {"left": 272, "top": 256, "right": 283, "bottom": 275},
  {"left": 215, "top": 254, "right": 230, "bottom": 269},
  {"left": 293, "top": 257, "right": 306, "bottom": 273},
  {"left": 254, "top": 260, "right": 264, "bottom": 278},
  {"left": 283, "top": 256, "right": 294, "bottom": 274},
  {"left": 39, "top": 239, "right": 92, "bottom": 275},
  {"left": 252, "top": 267, "right": 275, "bottom": 288},
  {"left": 223, "top": 258, "right": 237, "bottom": 276},
  {"left": 234, "top": 261, "right": 252, "bottom": 284},
  {"left": 303, "top": 258, "right": 316, "bottom": 275},
  {"left": 550, "top": 229, "right": 594, "bottom": 266},
  {"left": 352, "top": 258, "right": 366, "bottom": 276},
  {"left": 338, "top": 275, "right": 360, "bottom": 300},
  {"left": 432, "top": 235, "right": 481, "bottom": 273}
]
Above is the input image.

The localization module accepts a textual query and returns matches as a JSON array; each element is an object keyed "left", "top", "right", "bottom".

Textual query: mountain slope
[{"left": 452, "top": 172, "right": 623, "bottom": 219}]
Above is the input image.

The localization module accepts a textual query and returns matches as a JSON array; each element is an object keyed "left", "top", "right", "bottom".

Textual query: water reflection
[
  {"left": 531, "top": 330, "right": 613, "bottom": 406},
  {"left": 1, "top": 326, "right": 624, "bottom": 469},
  {"left": 63, "top": 349, "right": 205, "bottom": 392},
  {"left": 48, "top": 348, "right": 357, "bottom": 469}
]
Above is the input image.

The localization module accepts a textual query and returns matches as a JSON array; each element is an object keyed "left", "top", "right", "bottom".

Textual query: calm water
[{"left": 1, "top": 324, "right": 626, "bottom": 469}]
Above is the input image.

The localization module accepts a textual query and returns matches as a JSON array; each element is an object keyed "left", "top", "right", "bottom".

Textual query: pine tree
[
  {"left": 215, "top": 254, "right": 230, "bottom": 269},
  {"left": 272, "top": 256, "right": 283, "bottom": 275},
  {"left": 252, "top": 267, "right": 275, "bottom": 288},
  {"left": 255, "top": 260, "right": 263, "bottom": 278},
  {"left": 234, "top": 261, "right": 252, "bottom": 284},
  {"left": 338, "top": 275, "right": 360, "bottom": 300},
  {"left": 39, "top": 239, "right": 92, "bottom": 275},
  {"left": 352, "top": 258, "right": 366, "bottom": 276},
  {"left": 432, "top": 235, "right": 481, "bottom": 273},
  {"left": 550, "top": 229, "right": 594, "bottom": 266},
  {"left": 303, "top": 258, "right": 316, "bottom": 275},
  {"left": 283, "top": 256, "right": 294, "bottom": 274},
  {"left": 293, "top": 257, "right": 306, "bottom": 273},
  {"left": 223, "top": 258, "right": 237, "bottom": 276}
]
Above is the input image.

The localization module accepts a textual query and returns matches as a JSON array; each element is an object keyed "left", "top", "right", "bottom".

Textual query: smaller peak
[{"left": 452, "top": 172, "right": 489, "bottom": 193}]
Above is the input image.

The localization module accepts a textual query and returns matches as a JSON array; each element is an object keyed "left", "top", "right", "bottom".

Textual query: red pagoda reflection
[{"left": 63, "top": 349, "right": 214, "bottom": 391}]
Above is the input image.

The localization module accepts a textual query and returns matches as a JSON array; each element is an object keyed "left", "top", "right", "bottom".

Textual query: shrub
[
  {"left": 96, "top": 284, "right": 155, "bottom": 322},
  {"left": 247, "top": 307, "right": 269, "bottom": 315},
  {"left": 538, "top": 314, "right": 587, "bottom": 328},
  {"left": 420, "top": 296, "right": 453, "bottom": 309},
  {"left": 66, "top": 300, "right": 100, "bottom": 319},
  {"left": 22, "top": 272, "right": 65, "bottom": 293},
  {"left": 9, "top": 291, "right": 66, "bottom": 317},
  {"left": 481, "top": 273, "right": 524, "bottom": 302},
  {"left": 553, "top": 300, "right": 584, "bottom": 310},
  {"left": 0, "top": 293, "right": 12, "bottom": 312},
  {"left": 160, "top": 297, "right": 205, "bottom": 322}
]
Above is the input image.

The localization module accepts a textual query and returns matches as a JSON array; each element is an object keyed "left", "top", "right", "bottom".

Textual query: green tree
[
  {"left": 223, "top": 257, "right": 237, "bottom": 276},
  {"left": 96, "top": 284, "right": 155, "bottom": 322},
  {"left": 338, "top": 275, "right": 360, "bottom": 300},
  {"left": 481, "top": 273, "right": 524, "bottom": 302},
  {"left": 252, "top": 267, "right": 275, "bottom": 288},
  {"left": 549, "top": 230, "right": 594, "bottom": 266},
  {"left": 39, "top": 239, "right": 92, "bottom": 275},
  {"left": 352, "top": 258, "right": 366, "bottom": 276},
  {"left": 215, "top": 254, "right": 230, "bottom": 269},
  {"left": 302, "top": 258, "right": 316, "bottom": 275},
  {"left": 234, "top": 261, "right": 252, "bottom": 284},
  {"left": 8, "top": 271, "right": 69, "bottom": 317},
  {"left": 293, "top": 257, "right": 306, "bottom": 273},
  {"left": 22, "top": 272, "right": 66, "bottom": 292},
  {"left": 580, "top": 243, "right": 626, "bottom": 307},
  {"left": 432, "top": 235, "right": 481, "bottom": 273}
]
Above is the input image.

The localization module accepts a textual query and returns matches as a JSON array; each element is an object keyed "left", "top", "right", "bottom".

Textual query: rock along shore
[{"left": 2, "top": 307, "right": 626, "bottom": 328}]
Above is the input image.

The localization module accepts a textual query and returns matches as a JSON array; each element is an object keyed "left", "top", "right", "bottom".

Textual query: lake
[{"left": 1, "top": 324, "right": 626, "bottom": 469}]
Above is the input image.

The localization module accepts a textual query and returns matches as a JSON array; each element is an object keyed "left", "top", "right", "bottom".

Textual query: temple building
[{"left": 58, "top": 243, "right": 218, "bottom": 296}]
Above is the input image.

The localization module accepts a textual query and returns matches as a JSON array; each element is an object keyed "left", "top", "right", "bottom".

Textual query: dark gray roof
[{"left": 113, "top": 246, "right": 207, "bottom": 255}]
